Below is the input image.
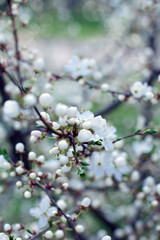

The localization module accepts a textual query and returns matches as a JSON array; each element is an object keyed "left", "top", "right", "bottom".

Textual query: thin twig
[
  {"left": 7, "top": 0, "right": 22, "bottom": 84},
  {"left": 29, "top": 225, "right": 50, "bottom": 240},
  {"left": 35, "top": 181, "right": 80, "bottom": 240}
]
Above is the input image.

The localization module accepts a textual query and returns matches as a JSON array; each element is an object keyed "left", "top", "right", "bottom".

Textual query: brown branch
[
  {"left": 29, "top": 225, "right": 50, "bottom": 240},
  {"left": 113, "top": 129, "right": 158, "bottom": 144},
  {"left": 35, "top": 182, "right": 80, "bottom": 240},
  {"left": 95, "top": 68, "right": 160, "bottom": 117},
  {"left": 7, "top": 0, "right": 22, "bottom": 84}
]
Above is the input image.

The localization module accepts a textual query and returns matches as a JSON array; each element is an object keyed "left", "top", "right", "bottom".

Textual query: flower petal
[
  {"left": 38, "top": 215, "right": 48, "bottom": 228},
  {"left": 29, "top": 207, "right": 41, "bottom": 218}
]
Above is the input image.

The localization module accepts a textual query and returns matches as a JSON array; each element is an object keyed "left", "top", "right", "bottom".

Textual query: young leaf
[
  {"left": 78, "top": 167, "right": 86, "bottom": 178},
  {"left": 81, "top": 160, "right": 89, "bottom": 166},
  {"left": 0, "top": 148, "right": 10, "bottom": 162}
]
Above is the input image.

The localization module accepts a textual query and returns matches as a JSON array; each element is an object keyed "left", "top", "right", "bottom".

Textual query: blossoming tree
[{"left": 0, "top": 0, "right": 160, "bottom": 240}]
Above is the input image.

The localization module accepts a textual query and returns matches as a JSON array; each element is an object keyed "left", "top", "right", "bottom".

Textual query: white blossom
[
  {"left": 55, "top": 103, "right": 68, "bottom": 117},
  {"left": 15, "top": 142, "right": 25, "bottom": 153},
  {"left": 0, "top": 233, "right": 9, "bottom": 240},
  {"left": 55, "top": 230, "right": 64, "bottom": 239},
  {"left": 39, "top": 93, "right": 53, "bottom": 107},
  {"left": 81, "top": 197, "right": 91, "bottom": 207},
  {"left": 24, "top": 94, "right": 37, "bottom": 107},
  {"left": 30, "top": 197, "right": 57, "bottom": 228},
  {"left": 77, "top": 129, "right": 92, "bottom": 142},
  {"left": 65, "top": 56, "right": 95, "bottom": 78},
  {"left": 3, "top": 100, "right": 20, "bottom": 118}
]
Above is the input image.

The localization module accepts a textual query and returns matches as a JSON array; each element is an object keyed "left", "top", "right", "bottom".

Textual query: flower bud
[
  {"left": 3, "top": 100, "right": 20, "bottom": 118},
  {"left": 44, "top": 231, "right": 53, "bottom": 239},
  {"left": 81, "top": 197, "right": 91, "bottom": 208},
  {"left": 101, "top": 83, "right": 109, "bottom": 92},
  {"left": 58, "top": 140, "right": 68, "bottom": 151},
  {"left": 39, "top": 93, "right": 53, "bottom": 107},
  {"left": 55, "top": 103, "right": 68, "bottom": 116},
  {"left": 24, "top": 191, "right": 31, "bottom": 198},
  {"left": 24, "top": 94, "right": 37, "bottom": 107},
  {"left": 77, "top": 129, "right": 92, "bottom": 142},
  {"left": 15, "top": 142, "right": 25, "bottom": 153},
  {"left": 55, "top": 230, "right": 64, "bottom": 239}
]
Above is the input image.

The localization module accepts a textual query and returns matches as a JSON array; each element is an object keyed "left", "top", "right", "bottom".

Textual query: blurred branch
[
  {"left": 95, "top": 68, "right": 160, "bottom": 117},
  {"left": 7, "top": 0, "right": 22, "bottom": 84},
  {"left": 35, "top": 181, "right": 81, "bottom": 240}
]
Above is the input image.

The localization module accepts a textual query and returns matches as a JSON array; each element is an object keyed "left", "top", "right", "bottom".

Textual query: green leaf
[
  {"left": 72, "top": 151, "right": 80, "bottom": 157},
  {"left": 89, "top": 140, "right": 102, "bottom": 146},
  {"left": 0, "top": 148, "right": 10, "bottom": 162},
  {"left": 81, "top": 160, "right": 89, "bottom": 166},
  {"left": 9, "top": 236, "right": 14, "bottom": 240},
  {"left": 134, "top": 129, "right": 142, "bottom": 134},
  {"left": 78, "top": 167, "right": 86, "bottom": 178},
  {"left": 145, "top": 129, "right": 157, "bottom": 135},
  {"left": 114, "top": 138, "right": 122, "bottom": 142},
  {"left": 25, "top": 229, "right": 32, "bottom": 234}
]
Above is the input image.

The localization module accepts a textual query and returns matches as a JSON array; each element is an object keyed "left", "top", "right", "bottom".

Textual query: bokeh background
[{"left": 0, "top": 0, "right": 160, "bottom": 239}]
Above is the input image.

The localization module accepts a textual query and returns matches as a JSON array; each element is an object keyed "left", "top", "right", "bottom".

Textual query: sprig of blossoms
[
  {"left": 65, "top": 55, "right": 96, "bottom": 78},
  {"left": 30, "top": 104, "right": 116, "bottom": 173},
  {"left": 130, "top": 81, "right": 154, "bottom": 100}
]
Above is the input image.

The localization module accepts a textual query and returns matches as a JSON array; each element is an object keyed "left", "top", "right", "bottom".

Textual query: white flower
[
  {"left": 29, "top": 172, "right": 36, "bottom": 179},
  {"left": 36, "top": 112, "right": 50, "bottom": 127},
  {"left": 77, "top": 110, "right": 116, "bottom": 151},
  {"left": 82, "top": 121, "right": 92, "bottom": 129},
  {"left": 55, "top": 230, "right": 64, "bottom": 239},
  {"left": 67, "top": 106, "right": 77, "bottom": 117},
  {"left": 75, "top": 225, "right": 85, "bottom": 233},
  {"left": 156, "top": 184, "right": 160, "bottom": 195},
  {"left": 39, "top": 93, "right": 53, "bottom": 107},
  {"left": 28, "top": 151, "right": 37, "bottom": 160},
  {"left": 24, "top": 190, "right": 31, "bottom": 198},
  {"left": 76, "top": 110, "right": 94, "bottom": 122},
  {"left": 30, "top": 197, "right": 57, "bottom": 228},
  {"left": 130, "top": 81, "right": 144, "bottom": 98},
  {"left": 101, "top": 83, "right": 109, "bottom": 92},
  {"left": 58, "top": 116, "right": 67, "bottom": 127},
  {"left": 33, "top": 57, "right": 44, "bottom": 72},
  {"left": 93, "top": 71, "right": 102, "bottom": 81},
  {"left": 55, "top": 103, "right": 68, "bottom": 117},
  {"left": 132, "top": 136, "right": 153, "bottom": 156},
  {"left": 89, "top": 151, "right": 130, "bottom": 181},
  {"left": 77, "top": 129, "right": 92, "bottom": 142},
  {"left": 0, "top": 233, "right": 9, "bottom": 240},
  {"left": 57, "top": 199, "right": 67, "bottom": 210},
  {"left": 130, "top": 81, "right": 153, "bottom": 99},
  {"left": 44, "top": 231, "right": 53, "bottom": 239},
  {"left": 52, "top": 122, "right": 60, "bottom": 130},
  {"left": 58, "top": 140, "right": 68, "bottom": 151},
  {"left": 30, "top": 130, "right": 42, "bottom": 143},
  {"left": 59, "top": 155, "right": 69, "bottom": 165},
  {"left": 49, "top": 147, "right": 59, "bottom": 156},
  {"left": 81, "top": 197, "right": 91, "bottom": 208},
  {"left": 0, "top": 155, "right": 10, "bottom": 169},
  {"left": 92, "top": 117, "right": 116, "bottom": 151},
  {"left": 15, "top": 142, "right": 25, "bottom": 153},
  {"left": 101, "top": 236, "right": 111, "bottom": 240},
  {"left": 24, "top": 94, "right": 37, "bottom": 107},
  {"left": 3, "top": 100, "right": 20, "bottom": 118},
  {"left": 88, "top": 152, "right": 115, "bottom": 178},
  {"left": 16, "top": 181, "right": 23, "bottom": 188},
  {"left": 0, "top": 34, "right": 7, "bottom": 44},
  {"left": 61, "top": 164, "right": 72, "bottom": 173},
  {"left": 145, "top": 91, "right": 154, "bottom": 100},
  {"left": 65, "top": 56, "right": 95, "bottom": 78},
  {"left": 16, "top": 166, "right": 24, "bottom": 175},
  {"left": 4, "top": 224, "right": 11, "bottom": 232}
]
